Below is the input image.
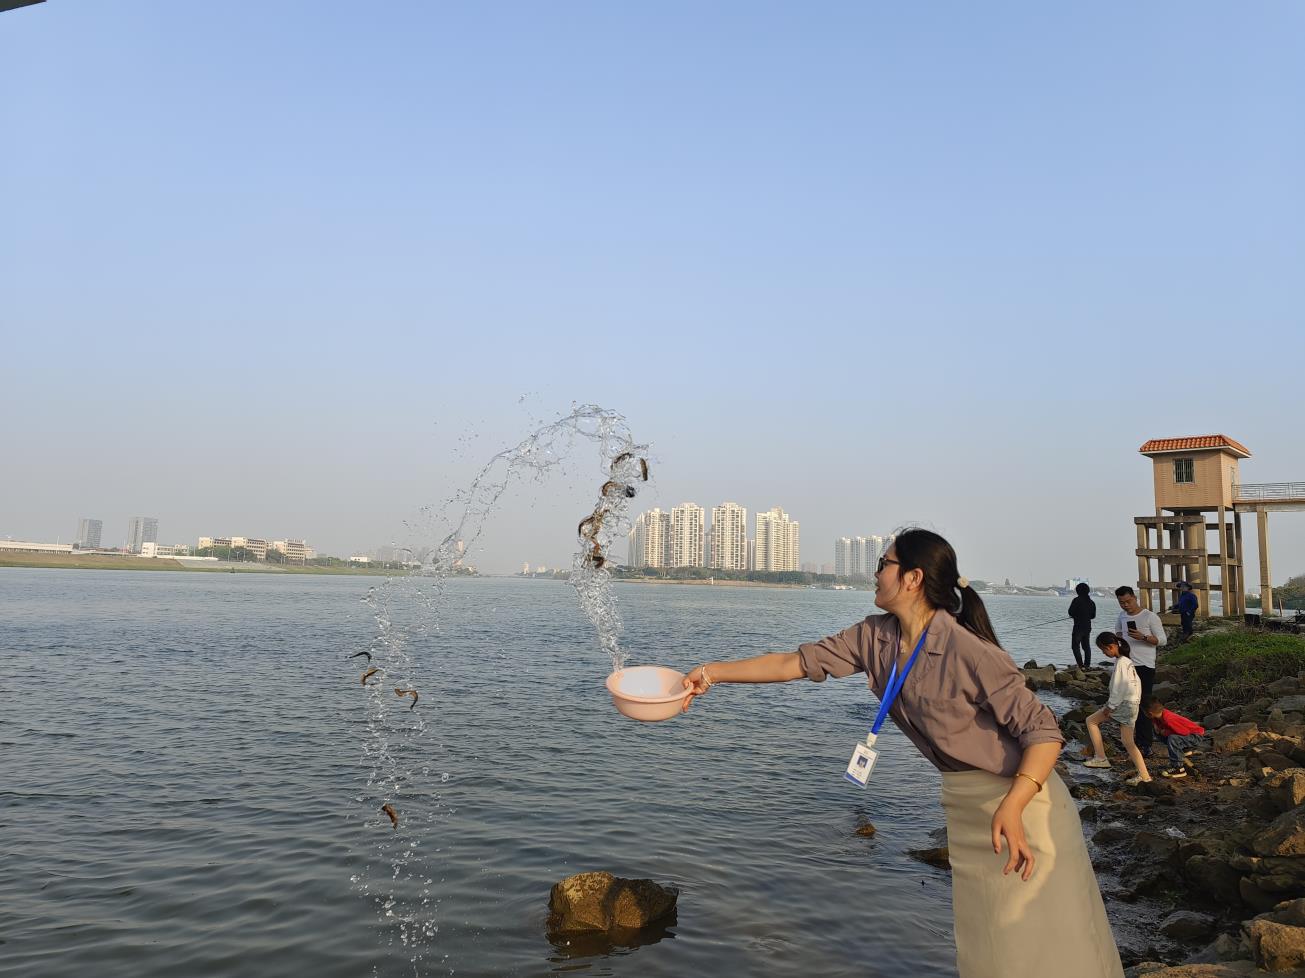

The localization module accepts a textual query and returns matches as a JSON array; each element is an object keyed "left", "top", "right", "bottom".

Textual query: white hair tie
[{"left": 957, "top": 576, "right": 969, "bottom": 589}]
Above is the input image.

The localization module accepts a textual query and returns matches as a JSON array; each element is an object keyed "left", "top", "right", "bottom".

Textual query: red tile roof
[{"left": 1138, "top": 435, "right": 1251, "bottom": 457}]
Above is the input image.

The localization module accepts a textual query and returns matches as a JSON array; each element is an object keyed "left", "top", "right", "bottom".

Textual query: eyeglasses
[{"left": 876, "top": 557, "right": 900, "bottom": 574}]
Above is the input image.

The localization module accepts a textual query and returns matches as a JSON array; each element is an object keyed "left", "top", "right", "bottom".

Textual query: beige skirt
[{"left": 941, "top": 770, "right": 1123, "bottom": 978}]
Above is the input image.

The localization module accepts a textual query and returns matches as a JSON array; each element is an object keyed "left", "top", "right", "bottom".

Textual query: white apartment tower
[
  {"left": 670, "top": 503, "right": 705, "bottom": 568},
  {"left": 836, "top": 534, "right": 891, "bottom": 577},
  {"left": 873, "top": 534, "right": 893, "bottom": 570},
  {"left": 834, "top": 537, "right": 853, "bottom": 577},
  {"left": 754, "top": 507, "right": 800, "bottom": 572},
  {"left": 628, "top": 509, "right": 671, "bottom": 568},
  {"left": 852, "top": 537, "right": 872, "bottom": 576},
  {"left": 708, "top": 502, "right": 748, "bottom": 571}
]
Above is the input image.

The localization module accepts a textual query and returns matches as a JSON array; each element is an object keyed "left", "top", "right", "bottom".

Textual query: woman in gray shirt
[{"left": 680, "top": 528, "right": 1122, "bottom": 978}]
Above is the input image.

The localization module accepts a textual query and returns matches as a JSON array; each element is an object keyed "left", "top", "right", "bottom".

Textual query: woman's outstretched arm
[{"left": 680, "top": 652, "right": 805, "bottom": 712}]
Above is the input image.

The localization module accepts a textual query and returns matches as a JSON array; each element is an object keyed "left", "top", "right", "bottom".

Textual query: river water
[{"left": 1, "top": 570, "right": 1086, "bottom": 978}]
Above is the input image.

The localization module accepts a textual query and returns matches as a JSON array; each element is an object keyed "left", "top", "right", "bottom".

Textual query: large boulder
[
  {"left": 1184, "top": 854, "right": 1244, "bottom": 905},
  {"left": 906, "top": 846, "right": 951, "bottom": 870},
  {"left": 1243, "top": 877, "right": 1287, "bottom": 913},
  {"left": 1204, "top": 707, "right": 1244, "bottom": 731},
  {"left": 1251, "top": 748, "right": 1301, "bottom": 774},
  {"left": 1153, "top": 680, "right": 1182, "bottom": 702},
  {"left": 1245, "top": 918, "right": 1305, "bottom": 971},
  {"left": 547, "top": 872, "right": 678, "bottom": 934},
  {"left": 1023, "top": 665, "right": 1056, "bottom": 690},
  {"left": 1255, "top": 806, "right": 1305, "bottom": 857},
  {"left": 1213, "top": 723, "right": 1261, "bottom": 753},
  {"left": 1159, "top": 910, "right": 1218, "bottom": 941},
  {"left": 1275, "top": 696, "right": 1305, "bottom": 714}
]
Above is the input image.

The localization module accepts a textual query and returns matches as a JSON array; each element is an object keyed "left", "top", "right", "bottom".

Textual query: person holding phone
[
  {"left": 680, "top": 529, "right": 1123, "bottom": 978},
  {"left": 1114, "top": 586, "right": 1167, "bottom": 757}
]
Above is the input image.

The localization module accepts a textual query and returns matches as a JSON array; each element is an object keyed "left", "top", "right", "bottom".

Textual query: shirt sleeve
[
  {"left": 796, "top": 617, "right": 877, "bottom": 682},
  {"left": 1106, "top": 667, "right": 1125, "bottom": 711},
  {"left": 1151, "top": 613, "right": 1167, "bottom": 648},
  {"left": 972, "top": 646, "right": 1065, "bottom": 749}
]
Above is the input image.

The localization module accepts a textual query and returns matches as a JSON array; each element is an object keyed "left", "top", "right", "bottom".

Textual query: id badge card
[{"left": 845, "top": 741, "right": 880, "bottom": 787}]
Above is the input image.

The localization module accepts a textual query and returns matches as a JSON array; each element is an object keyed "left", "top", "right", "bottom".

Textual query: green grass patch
[{"left": 1165, "top": 628, "right": 1305, "bottom": 703}]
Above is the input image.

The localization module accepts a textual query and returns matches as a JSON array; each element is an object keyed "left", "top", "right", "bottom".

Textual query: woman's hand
[
  {"left": 991, "top": 798, "right": 1036, "bottom": 881},
  {"left": 681, "top": 666, "right": 711, "bottom": 713}
]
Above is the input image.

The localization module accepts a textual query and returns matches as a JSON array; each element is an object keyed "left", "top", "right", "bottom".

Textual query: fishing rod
[{"left": 1001, "top": 615, "right": 1071, "bottom": 634}]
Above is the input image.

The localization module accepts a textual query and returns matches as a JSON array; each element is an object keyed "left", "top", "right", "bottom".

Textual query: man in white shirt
[{"left": 1115, "top": 585, "right": 1167, "bottom": 757}]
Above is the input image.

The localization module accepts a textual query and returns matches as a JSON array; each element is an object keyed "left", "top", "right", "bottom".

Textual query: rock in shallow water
[
  {"left": 906, "top": 846, "right": 951, "bottom": 870},
  {"left": 547, "top": 871, "right": 678, "bottom": 934}
]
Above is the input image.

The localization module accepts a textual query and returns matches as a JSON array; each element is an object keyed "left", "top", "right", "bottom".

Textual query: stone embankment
[{"left": 1019, "top": 646, "right": 1305, "bottom": 975}]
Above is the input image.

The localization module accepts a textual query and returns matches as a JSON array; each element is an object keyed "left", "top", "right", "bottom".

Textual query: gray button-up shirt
[{"left": 796, "top": 610, "right": 1064, "bottom": 777}]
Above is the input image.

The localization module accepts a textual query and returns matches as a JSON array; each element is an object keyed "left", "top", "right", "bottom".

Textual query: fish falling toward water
[
  {"left": 360, "top": 668, "right": 379, "bottom": 685},
  {"left": 381, "top": 803, "right": 398, "bottom": 830},
  {"left": 347, "top": 650, "right": 372, "bottom": 662},
  {"left": 577, "top": 455, "right": 650, "bottom": 570},
  {"left": 395, "top": 687, "right": 419, "bottom": 710}
]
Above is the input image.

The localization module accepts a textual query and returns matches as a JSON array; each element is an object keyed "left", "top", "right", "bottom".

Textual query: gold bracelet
[
  {"left": 1014, "top": 771, "right": 1043, "bottom": 792},
  {"left": 700, "top": 665, "right": 714, "bottom": 689}
]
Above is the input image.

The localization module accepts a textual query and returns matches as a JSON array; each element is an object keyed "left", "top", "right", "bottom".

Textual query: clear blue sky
[{"left": 3, "top": 2, "right": 1302, "bottom": 585}]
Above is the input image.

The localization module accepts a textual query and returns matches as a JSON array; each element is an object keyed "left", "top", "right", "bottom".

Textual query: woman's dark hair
[
  {"left": 892, "top": 528, "right": 1000, "bottom": 647},
  {"left": 1075, "top": 582, "right": 1090, "bottom": 597},
  {"left": 1096, "top": 631, "right": 1131, "bottom": 656}
]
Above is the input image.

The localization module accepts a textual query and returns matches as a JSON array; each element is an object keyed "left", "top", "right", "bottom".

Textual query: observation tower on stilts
[{"left": 1134, "top": 435, "right": 1305, "bottom": 621}]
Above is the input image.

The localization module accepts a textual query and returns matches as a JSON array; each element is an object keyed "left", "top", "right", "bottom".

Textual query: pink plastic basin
[{"left": 605, "top": 666, "right": 686, "bottom": 722}]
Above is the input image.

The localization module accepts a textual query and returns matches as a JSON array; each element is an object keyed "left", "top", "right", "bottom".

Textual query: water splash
[
  {"left": 351, "top": 404, "right": 648, "bottom": 973},
  {"left": 568, "top": 450, "right": 650, "bottom": 672}
]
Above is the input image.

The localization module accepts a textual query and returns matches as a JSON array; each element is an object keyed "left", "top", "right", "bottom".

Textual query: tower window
[{"left": 1174, "top": 458, "right": 1195, "bottom": 484}]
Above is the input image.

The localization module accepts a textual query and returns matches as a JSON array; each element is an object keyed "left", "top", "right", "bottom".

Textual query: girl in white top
[{"left": 1082, "top": 634, "right": 1152, "bottom": 783}]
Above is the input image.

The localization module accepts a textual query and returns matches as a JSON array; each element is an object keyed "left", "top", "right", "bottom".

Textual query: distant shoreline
[
  {"left": 0, "top": 553, "right": 405, "bottom": 576},
  {"left": 613, "top": 577, "right": 863, "bottom": 591}
]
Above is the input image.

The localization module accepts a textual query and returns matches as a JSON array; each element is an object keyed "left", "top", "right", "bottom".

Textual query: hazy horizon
[{"left": 3, "top": 3, "right": 1302, "bottom": 586}]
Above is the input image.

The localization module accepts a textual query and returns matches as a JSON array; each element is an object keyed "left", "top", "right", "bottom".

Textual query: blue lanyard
[{"left": 870, "top": 627, "right": 929, "bottom": 736}]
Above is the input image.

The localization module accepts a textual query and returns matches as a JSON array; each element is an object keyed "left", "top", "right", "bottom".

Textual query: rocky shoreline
[{"left": 1017, "top": 626, "right": 1305, "bottom": 976}]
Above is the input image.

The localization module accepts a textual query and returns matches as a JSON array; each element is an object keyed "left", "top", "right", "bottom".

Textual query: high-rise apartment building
[
  {"left": 75, "top": 518, "right": 102, "bottom": 549},
  {"left": 835, "top": 533, "right": 892, "bottom": 577},
  {"left": 126, "top": 517, "right": 158, "bottom": 555},
  {"left": 873, "top": 534, "right": 893, "bottom": 571},
  {"left": 754, "top": 507, "right": 799, "bottom": 572},
  {"left": 834, "top": 537, "right": 853, "bottom": 577},
  {"left": 708, "top": 502, "right": 748, "bottom": 571},
  {"left": 851, "top": 537, "right": 870, "bottom": 576},
  {"left": 627, "top": 509, "right": 671, "bottom": 568},
  {"left": 670, "top": 503, "right": 705, "bottom": 568}
]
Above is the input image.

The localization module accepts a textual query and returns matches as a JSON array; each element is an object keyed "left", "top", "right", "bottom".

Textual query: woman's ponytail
[{"left": 957, "top": 583, "right": 1001, "bottom": 648}]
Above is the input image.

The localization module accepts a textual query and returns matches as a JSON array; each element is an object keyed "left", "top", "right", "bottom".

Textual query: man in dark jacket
[
  {"left": 1169, "top": 581, "right": 1199, "bottom": 639},
  {"left": 1068, "top": 582, "right": 1096, "bottom": 667}
]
